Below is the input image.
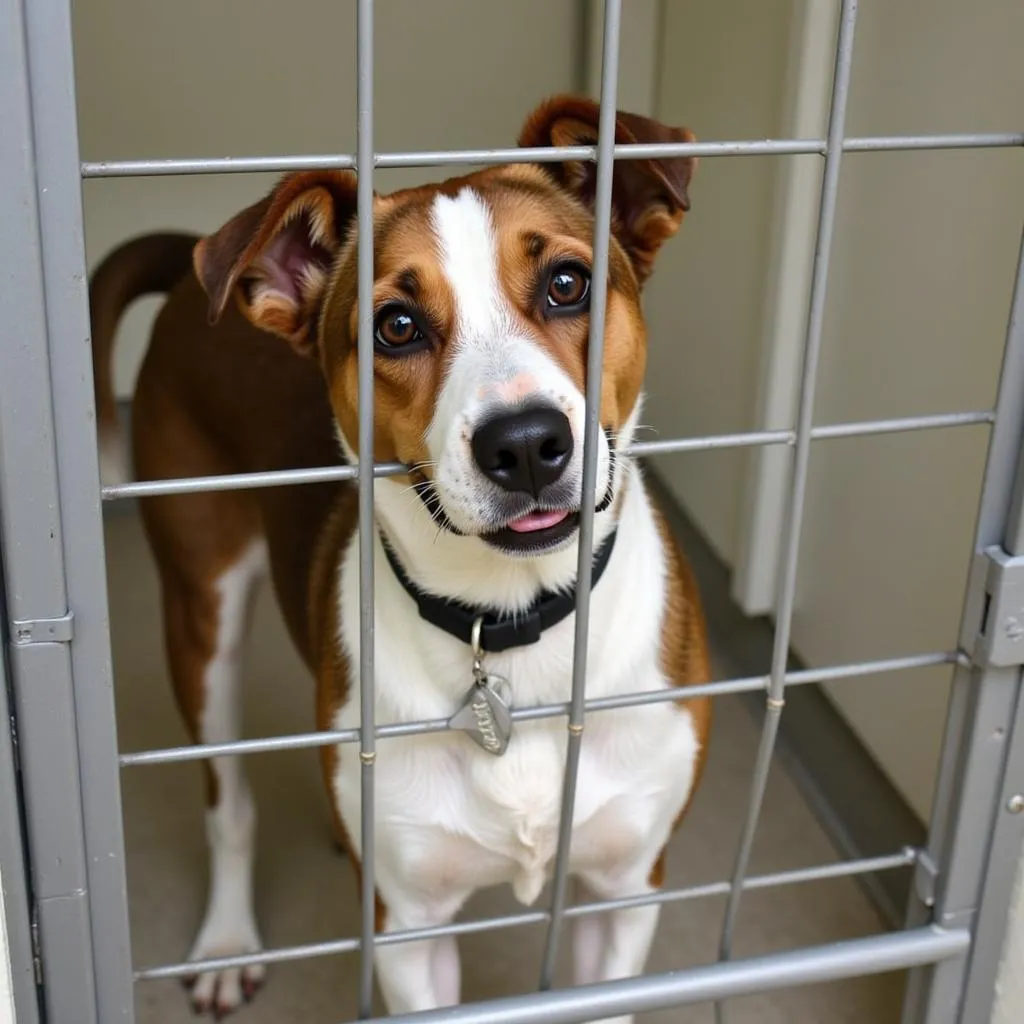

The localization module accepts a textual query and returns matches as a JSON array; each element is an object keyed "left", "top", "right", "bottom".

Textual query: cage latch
[
  {"left": 10, "top": 611, "right": 74, "bottom": 646},
  {"left": 972, "top": 546, "right": 1024, "bottom": 668}
]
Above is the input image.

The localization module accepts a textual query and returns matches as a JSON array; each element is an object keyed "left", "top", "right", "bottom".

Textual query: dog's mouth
[
  {"left": 482, "top": 508, "right": 581, "bottom": 555},
  {"left": 410, "top": 430, "right": 618, "bottom": 554},
  {"left": 508, "top": 508, "right": 572, "bottom": 533}
]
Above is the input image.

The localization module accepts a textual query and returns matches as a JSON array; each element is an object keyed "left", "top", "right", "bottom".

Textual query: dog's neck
[
  {"left": 336, "top": 401, "right": 642, "bottom": 616},
  {"left": 371, "top": 472, "right": 625, "bottom": 617}
]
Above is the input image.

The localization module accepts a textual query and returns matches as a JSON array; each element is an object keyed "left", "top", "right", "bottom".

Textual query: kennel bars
[{"left": 2, "top": 0, "right": 1024, "bottom": 1021}]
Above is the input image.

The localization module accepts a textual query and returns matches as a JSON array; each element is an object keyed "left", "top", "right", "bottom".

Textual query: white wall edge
[{"left": 731, "top": 0, "right": 840, "bottom": 615}]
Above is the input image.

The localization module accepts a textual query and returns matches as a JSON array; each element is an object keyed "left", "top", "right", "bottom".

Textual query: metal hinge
[
  {"left": 30, "top": 907, "right": 42, "bottom": 985},
  {"left": 10, "top": 611, "right": 74, "bottom": 646},
  {"left": 914, "top": 850, "right": 939, "bottom": 908},
  {"left": 972, "top": 547, "right": 1024, "bottom": 668}
]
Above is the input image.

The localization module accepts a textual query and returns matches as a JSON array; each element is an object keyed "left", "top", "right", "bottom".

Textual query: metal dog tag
[
  {"left": 449, "top": 674, "right": 513, "bottom": 756},
  {"left": 448, "top": 616, "right": 513, "bottom": 755}
]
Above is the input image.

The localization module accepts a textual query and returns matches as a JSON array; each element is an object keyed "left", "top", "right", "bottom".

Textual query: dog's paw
[{"left": 184, "top": 918, "right": 265, "bottom": 1018}]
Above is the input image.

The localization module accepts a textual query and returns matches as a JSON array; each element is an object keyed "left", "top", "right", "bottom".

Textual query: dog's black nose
[{"left": 471, "top": 407, "right": 574, "bottom": 497}]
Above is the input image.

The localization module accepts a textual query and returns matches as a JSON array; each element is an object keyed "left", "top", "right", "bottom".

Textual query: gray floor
[{"left": 105, "top": 510, "right": 905, "bottom": 1023}]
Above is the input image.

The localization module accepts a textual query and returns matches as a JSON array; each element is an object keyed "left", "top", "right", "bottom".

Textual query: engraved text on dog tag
[{"left": 449, "top": 675, "right": 512, "bottom": 756}]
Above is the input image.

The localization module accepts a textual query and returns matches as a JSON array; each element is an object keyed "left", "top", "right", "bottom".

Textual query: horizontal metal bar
[
  {"left": 119, "top": 649, "right": 956, "bottom": 767},
  {"left": 564, "top": 849, "right": 918, "bottom": 919},
  {"left": 134, "top": 849, "right": 918, "bottom": 981},
  {"left": 102, "top": 411, "right": 993, "bottom": 502},
  {"left": 844, "top": 132, "right": 1024, "bottom": 152},
  {"left": 632, "top": 410, "right": 993, "bottom": 458},
  {"left": 101, "top": 461, "right": 407, "bottom": 501},
  {"left": 80, "top": 141, "right": 812, "bottom": 178},
  {"left": 358, "top": 928, "right": 970, "bottom": 1024},
  {"left": 82, "top": 153, "right": 357, "bottom": 178},
  {"left": 811, "top": 410, "right": 994, "bottom": 440},
  {"left": 80, "top": 131, "right": 1024, "bottom": 179},
  {"left": 375, "top": 139, "right": 817, "bottom": 168}
]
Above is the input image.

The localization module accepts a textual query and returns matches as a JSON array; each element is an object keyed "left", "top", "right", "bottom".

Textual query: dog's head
[{"left": 194, "top": 96, "right": 695, "bottom": 558}]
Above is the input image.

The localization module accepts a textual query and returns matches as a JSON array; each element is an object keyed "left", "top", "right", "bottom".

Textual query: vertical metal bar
[
  {"left": 21, "top": 1, "right": 135, "bottom": 1017},
  {"left": 356, "top": 0, "right": 377, "bottom": 1015},
  {"left": 0, "top": 592, "right": 42, "bottom": 1024},
  {"left": 901, "top": 223, "right": 1024, "bottom": 1024},
  {"left": 537, "top": 0, "right": 622, "bottom": 991},
  {"left": 1, "top": 0, "right": 131, "bottom": 1020},
  {"left": 956, "top": 679, "right": 1024, "bottom": 1023},
  {"left": 715, "top": 2, "right": 859, "bottom": 1017}
]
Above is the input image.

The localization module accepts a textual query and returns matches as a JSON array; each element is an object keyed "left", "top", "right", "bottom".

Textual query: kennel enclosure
[{"left": 2, "top": 0, "right": 1024, "bottom": 1022}]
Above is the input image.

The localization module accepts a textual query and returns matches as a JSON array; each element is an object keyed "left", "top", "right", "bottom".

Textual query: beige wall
[
  {"left": 72, "top": 0, "right": 584, "bottom": 398},
  {"left": 644, "top": 0, "right": 794, "bottom": 565}
]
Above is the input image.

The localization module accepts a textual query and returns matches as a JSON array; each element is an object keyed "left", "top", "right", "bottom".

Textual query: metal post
[
  {"left": 537, "top": 0, "right": 622, "bottom": 990},
  {"left": 0, "top": 591, "right": 41, "bottom": 1023},
  {"left": 900, "top": 222, "right": 1024, "bottom": 1024},
  {"left": 0, "top": 0, "right": 134, "bottom": 1020},
  {"left": 715, "top": 5, "right": 859, "bottom": 1019},
  {"left": 355, "top": 0, "right": 377, "bottom": 1015}
]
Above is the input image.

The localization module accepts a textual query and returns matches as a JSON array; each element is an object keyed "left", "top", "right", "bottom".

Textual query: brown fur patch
[{"left": 645, "top": 500, "right": 714, "bottom": 887}]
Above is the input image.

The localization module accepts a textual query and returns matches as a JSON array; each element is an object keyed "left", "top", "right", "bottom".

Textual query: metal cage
[{"left": 2, "top": 0, "right": 1023, "bottom": 1021}]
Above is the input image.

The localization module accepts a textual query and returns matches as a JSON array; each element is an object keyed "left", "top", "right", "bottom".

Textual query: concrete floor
[{"left": 105, "top": 510, "right": 905, "bottom": 1023}]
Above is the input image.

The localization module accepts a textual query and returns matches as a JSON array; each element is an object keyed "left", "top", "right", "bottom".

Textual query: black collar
[{"left": 381, "top": 530, "right": 618, "bottom": 654}]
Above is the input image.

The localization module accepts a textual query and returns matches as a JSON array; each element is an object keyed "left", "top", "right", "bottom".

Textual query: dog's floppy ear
[
  {"left": 193, "top": 171, "right": 358, "bottom": 355},
  {"left": 519, "top": 95, "right": 696, "bottom": 285}
]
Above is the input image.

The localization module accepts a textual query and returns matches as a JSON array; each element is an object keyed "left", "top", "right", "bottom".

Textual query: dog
[{"left": 90, "top": 95, "right": 713, "bottom": 1020}]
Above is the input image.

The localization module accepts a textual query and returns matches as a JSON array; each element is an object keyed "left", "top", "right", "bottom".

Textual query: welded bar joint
[{"left": 914, "top": 850, "right": 940, "bottom": 909}]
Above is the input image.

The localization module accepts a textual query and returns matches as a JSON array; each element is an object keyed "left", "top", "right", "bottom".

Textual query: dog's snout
[{"left": 471, "top": 407, "right": 574, "bottom": 497}]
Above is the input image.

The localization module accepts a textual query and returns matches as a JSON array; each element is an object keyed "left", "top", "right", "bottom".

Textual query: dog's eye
[
  {"left": 546, "top": 265, "right": 590, "bottom": 311},
  {"left": 374, "top": 306, "right": 425, "bottom": 352}
]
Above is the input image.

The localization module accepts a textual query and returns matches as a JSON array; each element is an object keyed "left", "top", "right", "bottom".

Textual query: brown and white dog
[{"left": 90, "top": 96, "right": 712, "bottom": 1020}]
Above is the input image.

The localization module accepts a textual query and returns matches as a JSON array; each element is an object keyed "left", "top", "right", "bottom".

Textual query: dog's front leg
[
  {"left": 374, "top": 887, "right": 464, "bottom": 1013},
  {"left": 573, "top": 868, "right": 662, "bottom": 1024}
]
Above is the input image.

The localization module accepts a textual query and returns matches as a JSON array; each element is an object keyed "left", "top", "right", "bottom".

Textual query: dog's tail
[{"left": 90, "top": 232, "right": 199, "bottom": 485}]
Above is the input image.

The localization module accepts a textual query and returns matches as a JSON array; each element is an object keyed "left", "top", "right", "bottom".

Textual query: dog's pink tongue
[{"left": 507, "top": 509, "right": 569, "bottom": 533}]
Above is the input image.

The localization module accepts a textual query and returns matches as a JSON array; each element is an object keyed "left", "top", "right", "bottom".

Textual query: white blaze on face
[{"left": 425, "top": 188, "right": 608, "bottom": 533}]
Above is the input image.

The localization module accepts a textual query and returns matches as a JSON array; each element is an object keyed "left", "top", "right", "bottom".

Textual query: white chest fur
[{"left": 330, "top": 469, "right": 700, "bottom": 919}]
